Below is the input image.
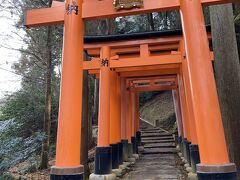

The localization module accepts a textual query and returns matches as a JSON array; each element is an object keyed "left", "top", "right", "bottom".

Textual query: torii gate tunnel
[{"left": 26, "top": 0, "right": 239, "bottom": 179}]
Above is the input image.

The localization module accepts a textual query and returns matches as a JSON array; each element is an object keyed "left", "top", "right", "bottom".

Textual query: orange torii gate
[{"left": 25, "top": 0, "right": 238, "bottom": 179}]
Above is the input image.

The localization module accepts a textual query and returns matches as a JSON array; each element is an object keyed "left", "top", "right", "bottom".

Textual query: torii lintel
[{"left": 25, "top": 0, "right": 239, "bottom": 28}]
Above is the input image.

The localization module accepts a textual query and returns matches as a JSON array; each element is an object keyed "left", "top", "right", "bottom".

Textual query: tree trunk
[
  {"left": 233, "top": 4, "right": 240, "bottom": 62},
  {"left": 39, "top": 25, "right": 53, "bottom": 169},
  {"left": 106, "top": 19, "right": 116, "bottom": 35},
  {"left": 81, "top": 69, "right": 89, "bottom": 179},
  {"left": 147, "top": 13, "right": 155, "bottom": 31},
  {"left": 93, "top": 79, "right": 99, "bottom": 125},
  {"left": 87, "top": 75, "right": 94, "bottom": 149},
  {"left": 39, "top": 0, "right": 53, "bottom": 170},
  {"left": 97, "top": 19, "right": 115, "bottom": 35},
  {"left": 210, "top": 4, "right": 240, "bottom": 177}
]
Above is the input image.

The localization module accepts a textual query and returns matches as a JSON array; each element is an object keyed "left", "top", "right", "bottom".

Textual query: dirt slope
[{"left": 140, "top": 91, "right": 177, "bottom": 133}]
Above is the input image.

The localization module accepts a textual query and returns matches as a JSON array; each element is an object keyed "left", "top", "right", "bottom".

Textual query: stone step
[
  {"left": 144, "top": 142, "right": 176, "bottom": 149},
  {"left": 141, "top": 128, "right": 164, "bottom": 131},
  {"left": 142, "top": 139, "right": 175, "bottom": 144},
  {"left": 141, "top": 127, "right": 160, "bottom": 130},
  {"left": 141, "top": 131, "right": 166, "bottom": 135},
  {"left": 122, "top": 125, "right": 187, "bottom": 180},
  {"left": 141, "top": 133, "right": 172, "bottom": 137},
  {"left": 123, "top": 172, "right": 181, "bottom": 180},
  {"left": 143, "top": 148, "right": 177, "bottom": 154},
  {"left": 142, "top": 136, "right": 174, "bottom": 141},
  {"left": 141, "top": 129, "right": 165, "bottom": 133}
]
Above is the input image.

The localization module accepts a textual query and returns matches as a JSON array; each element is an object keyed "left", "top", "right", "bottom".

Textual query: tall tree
[
  {"left": 39, "top": 25, "right": 53, "bottom": 169},
  {"left": 33, "top": 0, "right": 55, "bottom": 170},
  {"left": 1, "top": 0, "right": 63, "bottom": 170},
  {"left": 147, "top": 13, "right": 155, "bottom": 31},
  {"left": 210, "top": 4, "right": 240, "bottom": 177}
]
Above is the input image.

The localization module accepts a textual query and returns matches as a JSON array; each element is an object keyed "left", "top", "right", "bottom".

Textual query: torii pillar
[
  {"left": 127, "top": 90, "right": 134, "bottom": 160},
  {"left": 121, "top": 78, "right": 129, "bottom": 162},
  {"left": 109, "top": 70, "right": 123, "bottom": 174},
  {"left": 180, "top": 0, "right": 237, "bottom": 179},
  {"left": 172, "top": 89, "right": 184, "bottom": 151},
  {"left": 178, "top": 73, "right": 192, "bottom": 165},
  {"left": 181, "top": 40, "right": 200, "bottom": 173},
  {"left": 135, "top": 93, "right": 141, "bottom": 146},
  {"left": 50, "top": 0, "right": 84, "bottom": 179},
  {"left": 90, "top": 46, "right": 116, "bottom": 179},
  {"left": 130, "top": 91, "right": 138, "bottom": 155}
]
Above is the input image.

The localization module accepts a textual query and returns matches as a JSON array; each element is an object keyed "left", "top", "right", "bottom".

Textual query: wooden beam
[
  {"left": 84, "top": 37, "right": 182, "bottom": 49},
  {"left": 127, "top": 75, "right": 177, "bottom": 81},
  {"left": 130, "top": 85, "right": 178, "bottom": 92},
  {"left": 111, "top": 54, "right": 181, "bottom": 68},
  {"left": 83, "top": 0, "right": 240, "bottom": 20},
  {"left": 25, "top": 6, "right": 64, "bottom": 27},
  {"left": 120, "top": 68, "right": 179, "bottom": 77},
  {"left": 132, "top": 78, "right": 176, "bottom": 85},
  {"left": 88, "top": 69, "right": 99, "bottom": 75},
  {"left": 87, "top": 62, "right": 180, "bottom": 78},
  {"left": 83, "top": 58, "right": 100, "bottom": 70},
  {"left": 83, "top": 54, "right": 181, "bottom": 70},
  {"left": 116, "top": 64, "right": 180, "bottom": 72},
  {"left": 149, "top": 44, "right": 179, "bottom": 52},
  {"left": 25, "top": 0, "right": 239, "bottom": 27},
  {"left": 202, "top": 0, "right": 240, "bottom": 6},
  {"left": 86, "top": 43, "right": 179, "bottom": 57},
  {"left": 83, "top": 0, "right": 179, "bottom": 20}
]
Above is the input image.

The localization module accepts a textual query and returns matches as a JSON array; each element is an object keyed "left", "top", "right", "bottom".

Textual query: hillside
[{"left": 140, "top": 91, "right": 177, "bottom": 133}]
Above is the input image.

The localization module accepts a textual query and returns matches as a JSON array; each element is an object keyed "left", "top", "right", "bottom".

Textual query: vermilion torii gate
[{"left": 26, "top": 0, "right": 239, "bottom": 179}]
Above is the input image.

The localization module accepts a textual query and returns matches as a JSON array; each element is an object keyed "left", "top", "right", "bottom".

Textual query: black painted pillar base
[
  {"left": 131, "top": 136, "right": 138, "bottom": 154},
  {"left": 118, "top": 142, "right": 123, "bottom": 165},
  {"left": 128, "top": 143, "right": 133, "bottom": 158},
  {"left": 110, "top": 144, "right": 120, "bottom": 169},
  {"left": 136, "top": 131, "right": 141, "bottom": 146},
  {"left": 51, "top": 174, "right": 84, "bottom": 180},
  {"left": 121, "top": 139, "right": 129, "bottom": 161},
  {"left": 182, "top": 138, "right": 188, "bottom": 161},
  {"left": 183, "top": 138, "right": 191, "bottom": 165},
  {"left": 50, "top": 166, "right": 84, "bottom": 180},
  {"left": 178, "top": 136, "right": 183, "bottom": 153},
  {"left": 197, "top": 163, "right": 237, "bottom": 180},
  {"left": 94, "top": 146, "right": 112, "bottom": 175},
  {"left": 180, "top": 136, "right": 185, "bottom": 155},
  {"left": 190, "top": 144, "right": 200, "bottom": 173},
  {"left": 186, "top": 140, "right": 191, "bottom": 165}
]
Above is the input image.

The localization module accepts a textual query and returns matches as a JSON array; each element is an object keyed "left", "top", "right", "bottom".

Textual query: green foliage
[
  {"left": 0, "top": 68, "right": 60, "bottom": 175},
  {"left": 1, "top": 89, "right": 44, "bottom": 137},
  {"left": 0, "top": 124, "right": 45, "bottom": 175},
  {"left": 0, "top": 0, "right": 62, "bottom": 175},
  {"left": 2, "top": 172, "right": 15, "bottom": 180}
]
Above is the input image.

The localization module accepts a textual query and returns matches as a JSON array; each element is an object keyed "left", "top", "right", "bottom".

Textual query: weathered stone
[{"left": 89, "top": 173, "right": 116, "bottom": 180}]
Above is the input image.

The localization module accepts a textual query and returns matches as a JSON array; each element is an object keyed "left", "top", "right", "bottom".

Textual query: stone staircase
[
  {"left": 141, "top": 128, "right": 177, "bottom": 155},
  {"left": 122, "top": 127, "right": 186, "bottom": 180}
]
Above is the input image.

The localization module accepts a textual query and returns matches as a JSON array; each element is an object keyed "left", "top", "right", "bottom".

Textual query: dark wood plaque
[{"left": 113, "top": 0, "right": 144, "bottom": 10}]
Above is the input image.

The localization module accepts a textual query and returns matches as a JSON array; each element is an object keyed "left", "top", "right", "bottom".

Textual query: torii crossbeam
[{"left": 25, "top": 0, "right": 238, "bottom": 27}]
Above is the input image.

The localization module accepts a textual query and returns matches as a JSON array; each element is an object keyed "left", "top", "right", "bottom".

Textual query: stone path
[{"left": 122, "top": 128, "right": 187, "bottom": 180}]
